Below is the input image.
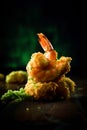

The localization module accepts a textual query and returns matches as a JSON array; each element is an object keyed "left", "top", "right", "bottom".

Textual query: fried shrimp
[
  {"left": 26, "top": 33, "right": 72, "bottom": 82},
  {"left": 24, "top": 76, "right": 76, "bottom": 100},
  {"left": 26, "top": 52, "right": 58, "bottom": 82},
  {"left": 24, "top": 79, "right": 58, "bottom": 100},
  {"left": 24, "top": 33, "right": 76, "bottom": 100}
]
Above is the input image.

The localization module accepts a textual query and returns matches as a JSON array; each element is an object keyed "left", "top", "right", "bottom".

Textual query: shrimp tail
[
  {"left": 37, "top": 33, "right": 57, "bottom": 60},
  {"left": 37, "top": 33, "right": 54, "bottom": 51}
]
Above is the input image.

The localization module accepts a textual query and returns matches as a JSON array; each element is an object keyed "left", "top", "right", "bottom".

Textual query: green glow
[
  {"left": 3, "top": 24, "right": 73, "bottom": 69},
  {"left": 5, "top": 27, "right": 37, "bottom": 68}
]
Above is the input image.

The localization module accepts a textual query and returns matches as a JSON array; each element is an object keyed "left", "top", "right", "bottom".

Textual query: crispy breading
[{"left": 24, "top": 33, "right": 76, "bottom": 100}]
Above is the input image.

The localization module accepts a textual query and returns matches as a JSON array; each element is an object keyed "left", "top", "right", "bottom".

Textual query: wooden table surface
[{"left": 0, "top": 76, "right": 87, "bottom": 129}]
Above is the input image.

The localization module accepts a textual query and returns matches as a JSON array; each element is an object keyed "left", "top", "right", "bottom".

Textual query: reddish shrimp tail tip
[{"left": 37, "top": 33, "right": 54, "bottom": 52}]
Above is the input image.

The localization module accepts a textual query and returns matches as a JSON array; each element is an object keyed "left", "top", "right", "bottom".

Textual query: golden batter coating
[
  {"left": 24, "top": 33, "right": 76, "bottom": 100},
  {"left": 26, "top": 52, "right": 72, "bottom": 82},
  {"left": 24, "top": 79, "right": 58, "bottom": 100},
  {"left": 55, "top": 76, "right": 76, "bottom": 99},
  {"left": 24, "top": 76, "right": 76, "bottom": 100}
]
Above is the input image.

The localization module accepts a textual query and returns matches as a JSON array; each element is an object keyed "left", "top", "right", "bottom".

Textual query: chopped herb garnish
[{"left": 0, "top": 88, "right": 33, "bottom": 103}]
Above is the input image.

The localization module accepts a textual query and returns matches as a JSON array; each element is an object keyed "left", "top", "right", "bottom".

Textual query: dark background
[
  {"left": 0, "top": 1, "right": 87, "bottom": 129},
  {"left": 1, "top": 0, "right": 87, "bottom": 77}
]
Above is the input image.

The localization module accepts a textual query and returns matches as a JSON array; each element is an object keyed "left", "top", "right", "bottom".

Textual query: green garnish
[{"left": 0, "top": 88, "right": 32, "bottom": 103}]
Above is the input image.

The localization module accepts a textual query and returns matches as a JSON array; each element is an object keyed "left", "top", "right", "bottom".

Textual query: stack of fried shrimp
[{"left": 24, "top": 33, "right": 76, "bottom": 100}]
